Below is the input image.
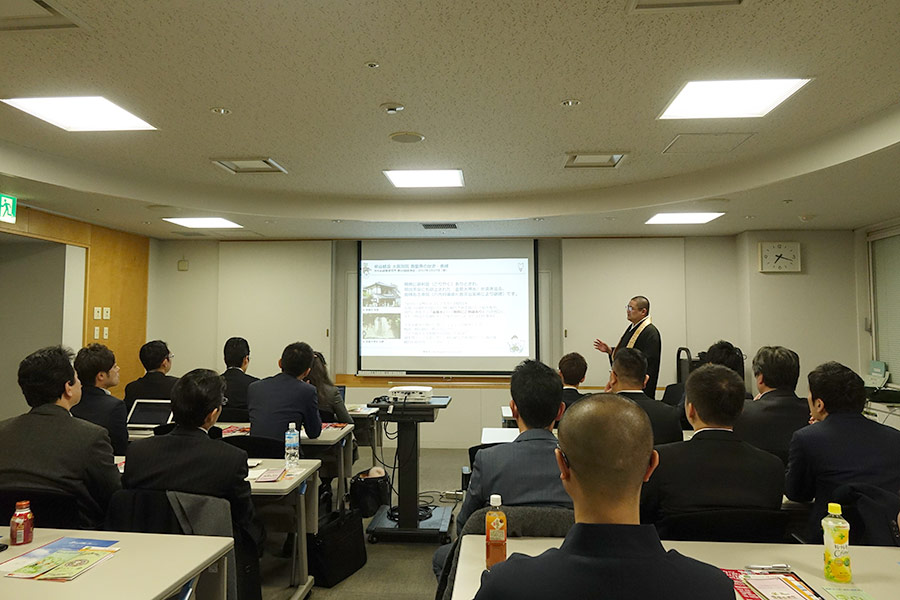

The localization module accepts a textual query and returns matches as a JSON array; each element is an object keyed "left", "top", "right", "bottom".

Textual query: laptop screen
[
  {"left": 336, "top": 385, "right": 346, "bottom": 400},
  {"left": 127, "top": 400, "right": 172, "bottom": 426}
]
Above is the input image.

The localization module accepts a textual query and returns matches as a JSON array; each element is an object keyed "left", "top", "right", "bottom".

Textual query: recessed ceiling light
[
  {"left": 390, "top": 131, "right": 425, "bottom": 143},
  {"left": 1, "top": 96, "right": 156, "bottom": 131},
  {"left": 366, "top": 61, "right": 380, "bottom": 68},
  {"left": 645, "top": 212, "right": 724, "bottom": 224},
  {"left": 381, "top": 103, "right": 404, "bottom": 114},
  {"left": 332, "top": 219, "right": 342, "bottom": 223},
  {"left": 163, "top": 217, "right": 243, "bottom": 229},
  {"left": 210, "top": 107, "right": 231, "bottom": 115},
  {"left": 533, "top": 218, "right": 544, "bottom": 222},
  {"left": 561, "top": 99, "right": 580, "bottom": 107},
  {"left": 659, "top": 79, "right": 810, "bottom": 119},
  {"left": 383, "top": 170, "right": 464, "bottom": 188}
]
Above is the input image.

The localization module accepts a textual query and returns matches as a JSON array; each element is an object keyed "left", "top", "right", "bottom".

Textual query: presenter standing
[{"left": 594, "top": 296, "right": 662, "bottom": 399}]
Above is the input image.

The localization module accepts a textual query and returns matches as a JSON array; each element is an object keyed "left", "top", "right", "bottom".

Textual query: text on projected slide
[{"left": 360, "top": 259, "right": 530, "bottom": 357}]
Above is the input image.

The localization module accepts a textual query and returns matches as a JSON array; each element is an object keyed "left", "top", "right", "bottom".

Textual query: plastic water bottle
[
  {"left": 285, "top": 422, "right": 300, "bottom": 468},
  {"left": 485, "top": 494, "right": 507, "bottom": 570},
  {"left": 822, "top": 502, "right": 852, "bottom": 583}
]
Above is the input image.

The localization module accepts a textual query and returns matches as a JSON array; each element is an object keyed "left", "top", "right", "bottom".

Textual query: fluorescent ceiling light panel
[
  {"left": 163, "top": 217, "right": 243, "bottom": 229},
  {"left": 383, "top": 169, "right": 465, "bottom": 188},
  {"left": 645, "top": 212, "right": 724, "bottom": 224},
  {"left": 659, "top": 79, "right": 810, "bottom": 119},
  {"left": 1, "top": 96, "right": 156, "bottom": 131}
]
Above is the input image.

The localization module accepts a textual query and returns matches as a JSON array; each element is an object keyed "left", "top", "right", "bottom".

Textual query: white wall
[
  {"left": 0, "top": 240, "right": 68, "bottom": 419},
  {"left": 147, "top": 240, "right": 333, "bottom": 377},
  {"left": 62, "top": 245, "right": 86, "bottom": 352}
]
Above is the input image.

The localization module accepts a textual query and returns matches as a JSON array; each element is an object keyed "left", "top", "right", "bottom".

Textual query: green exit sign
[{"left": 0, "top": 194, "right": 16, "bottom": 224}]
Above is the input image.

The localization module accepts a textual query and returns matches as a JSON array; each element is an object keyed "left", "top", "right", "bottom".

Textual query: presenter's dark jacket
[
  {"left": 618, "top": 391, "right": 682, "bottom": 445},
  {"left": 640, "top": 429, "right": 784, "bottom": 524},
  {"left": 123, "top": 425, "right": 264, "bottom": 549},
  {"left": 733, "top": 389, "right": 809, "bottom": 465},
  {"left": 611, "top": 321, "right": 662, "bottom": 399},
  {"left": 123, "top": 371, "right": 179, "bottom": 412},
  {"left": 247, "top": 373, "right": 322, "bottom": 441},
  {"left": 70, "top": 385, "right": 129, "bottom": 455},
  {"left": 221, "top": 367, "right": 259, "bottom": 411},
  {"left": 473, "top": 523, "right": 735, "bottom": 600},
  {"left": 785, "top": 412, "right": 900, "bottom": 536},
  {"left": 562, "top": 387, "right": 587, "bottom": 409},
  {"left": 0, "top": 403, "right": 121, "bottom": 528}
]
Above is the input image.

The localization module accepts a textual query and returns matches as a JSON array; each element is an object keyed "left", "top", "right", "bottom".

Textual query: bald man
[
  {"left": 474, "top": 394, "right": 733, "bottom": 600},
  {"left": 594, "top": 295, "right": 662, "bottom": 398}
]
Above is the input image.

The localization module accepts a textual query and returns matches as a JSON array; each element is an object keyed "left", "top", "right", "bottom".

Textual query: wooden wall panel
[
  {"left": 86, "top": 226, "right": 149, "bottom": 395},
  {"left": 0, "top": 206, "right": 91, "bottom": 246}
]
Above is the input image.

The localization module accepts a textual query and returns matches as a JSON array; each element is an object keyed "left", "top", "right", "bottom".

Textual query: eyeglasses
[
  {"left": 220, "top": 397, "right": 229, "bottom": 407},
  {"left": 167, "top": 353, "right": 175, "bottom": 360},
  {"left": 556, "top": 444, "right": 570, "bottom": 468}
]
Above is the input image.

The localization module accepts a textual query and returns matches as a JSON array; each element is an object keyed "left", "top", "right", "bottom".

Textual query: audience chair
[
  {"left": 832, "top": 483, "right": 900, "bottom": 546},
  {"left": 222, "top": 434, "right": 288, "bottom": 459},
  {"left": 220, "top": 406, "right": 250, "bottom": 423},
  {"left": 654, "top": 508, "right": 791, "bottom": 543},
  {"left": 461, "top": 443, "right": 500, "bottom": 489},
  {"left": 435, "top": 505, "right": 575, "bottom": 600},
  {"left": 106, "top": 489, "right": 260, "bottom": 600},
  {"left": 0, "top": 487, "right": 80, "bottom": 529},
  {"left": 661, "top": 382, "right": 685, "bottom": 407},
  {"left": 153, "top": 422, "right": 177, "bottom": 436}
]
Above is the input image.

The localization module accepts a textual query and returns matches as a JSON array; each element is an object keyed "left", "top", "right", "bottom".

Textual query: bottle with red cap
[{"left": 10, "top": 500, "right": 34, "bottom": 546}]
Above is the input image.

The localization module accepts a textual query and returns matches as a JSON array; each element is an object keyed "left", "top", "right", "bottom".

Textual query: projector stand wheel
[
  {"left": 368, "top": 534, "right": 378, "bottom": 544},
  {"left": 440, "top": 533, "right": 451, "bottom": 544}
]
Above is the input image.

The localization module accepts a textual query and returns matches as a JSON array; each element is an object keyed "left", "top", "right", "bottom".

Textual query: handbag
[
  {"left": 306, "top": 508, "right": 367, "bottom": 587},
  {"left": 349, "top": 469, "right": 391, "bottom": 518}
]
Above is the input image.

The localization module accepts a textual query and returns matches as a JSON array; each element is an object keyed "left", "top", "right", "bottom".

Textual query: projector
[{"left": 388, "top": 386, "right": 433, "bottom": 403}]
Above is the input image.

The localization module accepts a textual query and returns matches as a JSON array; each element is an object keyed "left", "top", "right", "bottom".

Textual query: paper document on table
[
  {"left": 36, "top": 548, "right": 119, "bottom": 581},
  {"left": 822, "top": 587, "right": 876, "bottom": 600},
  {"left": 743, "top": 574, "right": 824, "bottom": 600},
  {"left": 0, "top": 537, "right": 117, "bottom": 573}
]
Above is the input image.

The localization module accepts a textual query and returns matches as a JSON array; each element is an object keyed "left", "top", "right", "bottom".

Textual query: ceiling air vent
[
  {"left": 422, "top": 223, "right": 458, "bottom": 230},
  {"left": 628, "top": 0, "right": 745, "bottom": 11},
  {"left": 211, "top": 157, "right": 287, "bottom": 174},
  {"left": 172, "top": 231, "right": 207, "bottom": 237},
  {"left": 0, "top": 0, "right": 82, "bottom": 31},
  {"left": 564, "top": 152, "right": 626, "bottom": 169}
]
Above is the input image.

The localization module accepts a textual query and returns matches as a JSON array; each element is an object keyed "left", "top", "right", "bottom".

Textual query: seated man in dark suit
[
  {"left": 0, "top": 346, "right": 121, "bottom": 528},
  {"left": 248, "top": 341, "right": 322, "bottom": 441},
  {"left": 558, "top": 352, "right": 588, "bottom": 408},
  {"left": 72, "top": 343, "right": 128, "bottom": 455},
  {"left": 733, "top": 346, "right": 808, "bottom": 465},
  {"left": 123, "top": 369, "right": 265, "bottom": 569},
  {"left": 641, "top": 364, "right": 784, "bottom": 524},
  {"left": 610, "top": 348, "right": 681, "bottom": 445},
  {"left": 123, "top": 340, "right": 179, "bottom": 412},
  {"left": 221, "top": 336, "right": 259, "bottom": 421},
  {"left": 433, "top": 359, "right": 571, "bottom": 577},
  {"left": 786, "top": 361, "right": 900, "bottom": 539},
  {"left": 474, "top": 394, "right": 734, "bottom": 600}
]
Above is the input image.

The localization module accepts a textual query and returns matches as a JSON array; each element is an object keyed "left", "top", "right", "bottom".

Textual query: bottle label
[{"left": 488, "top": 517, "right": 506, "bottom": 541}]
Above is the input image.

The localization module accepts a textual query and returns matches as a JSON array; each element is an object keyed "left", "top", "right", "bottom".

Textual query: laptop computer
[{"left": 126, "top": 399, "right": 173, "bottom": 431}]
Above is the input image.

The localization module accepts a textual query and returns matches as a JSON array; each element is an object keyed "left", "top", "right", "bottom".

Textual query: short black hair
[
  {"left": 701, "top": 340, "right": 746, "bottom": 380},
  {"left": 509, "top": 360, "right": 563, "bottom": 428},
  {"left": 558, "top": 352, "right": 587, "bottom": 386},
  {"left": 685, "top": 363, "right": 746, "bottom": 426},
  {"left": 223, "top": 337, "right": 250, "bottom": 368},
  {"left": 808, "top": 362, "right": 866, "bottom": 414},
  {"left": 171, "top": 368, "right": 226, "bottom": 428},
  {"left": 74, "top": 344, "right": 116, "bottom": 387},
  {"left": 631, "top": 295, "right": 650, "bottom": 313},
  {"left": 139, "top": 340, "right": 170, "bottom": 371},
  {"left": 612, "top": 348, "right": 647, "bottom": 385},
  {"left": 18, "top": 346, "right": 77, "bottom": 407},
  {"left": 281, "top": 342, "right": 314, "bottom": 377},
  {"left": 752, "top": 346, "right": 800, "bottom": 390}
]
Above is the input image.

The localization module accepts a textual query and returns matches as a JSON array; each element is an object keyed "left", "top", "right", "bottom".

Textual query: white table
[
  {"left": 452, "top": 535, "right": 900, "bottom": 600},
  {"left": 0, "top": 527, "right": 231, "bottom": 600}
]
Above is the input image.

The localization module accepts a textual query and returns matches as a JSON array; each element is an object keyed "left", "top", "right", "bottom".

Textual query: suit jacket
[
  {"left": 247, "top": 373, "right": 322, "bottom": 440},
  {"left": 123, "top": 425, "right": 264, "bottom": 549},
  {"left": 562, "top": 387, "right": 587, "bottom": 409},
  {"left": 316, "top": 383, "right": 352, "bottom": 423},
  {"left": 612, "top": 321, "right": 661, "bottom": 399},
  {"left": 0, "top": 403, "right": 121, "bottom": 528},
  {"left": 222, "top": 367, "right": 259, "bottom": 411},
  {"left": 123, "top": 371, "right": 179, "bottom": 412},
  {"left": 474, "top": 523, "right": 734, "bottom": 600},
  {"left": 733, "top": 388, "right": 809, "bottom": 465},
  {"left": 640, "top": 429, "right": 784, "bottom": 524},
  {"left": 71, "top": 385, "right": 129, "bottom": 455},
  {"left": 785, "top": 412, "right": 900, "bottom": 536},
  {"left": 618, "top": 391, "right": 682, "bottom": 445},
  {"left": 457, "top": 429, "right": 572, "bottom": 533}
]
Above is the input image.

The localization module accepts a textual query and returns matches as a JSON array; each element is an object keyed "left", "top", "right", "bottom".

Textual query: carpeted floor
[{"left": 261, "top": 447, "right": 468, "bottom": 600}]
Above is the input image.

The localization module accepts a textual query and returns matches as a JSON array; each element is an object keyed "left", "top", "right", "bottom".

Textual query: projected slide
[{"left": 360, "top": 258, "right": 530, "bottom": 359}]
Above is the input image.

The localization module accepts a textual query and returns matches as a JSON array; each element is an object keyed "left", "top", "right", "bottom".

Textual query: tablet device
[{"left": 126, "top": 399, "right": 173, "bottom": 430}]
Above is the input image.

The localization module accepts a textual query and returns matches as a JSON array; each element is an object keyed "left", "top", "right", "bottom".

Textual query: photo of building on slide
[
  {"left": 362, "top": 282, "right": 401, "bottom": 307},
  {"left": 362, "top": 313, "right": 401, "bottom": 339}
]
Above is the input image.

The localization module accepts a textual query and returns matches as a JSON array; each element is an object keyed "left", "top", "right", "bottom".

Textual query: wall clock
[{"left": 759, "top": 241, "right": 801, "bottom": 272}]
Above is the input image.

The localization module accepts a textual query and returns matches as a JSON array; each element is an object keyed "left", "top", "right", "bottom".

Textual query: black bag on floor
[
  {"left": 349, "top": 469, "right": 391, "bottom": 518},
  {"left": 307, "top": 508, "right": 367, "bottom": 588}
]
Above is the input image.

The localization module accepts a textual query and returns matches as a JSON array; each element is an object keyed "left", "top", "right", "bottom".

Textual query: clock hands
[{"left": 773, "top": 253, "right": 794, "bottom": 264}]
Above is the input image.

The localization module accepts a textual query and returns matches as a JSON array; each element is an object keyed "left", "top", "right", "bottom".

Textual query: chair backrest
[
  {"left": 436, "top": 505, "right": 575, "bottom": 600},
  {"left": 832, "top": 483, "right": 900, "bottom": 546},
  {"left": 0, "top": 487, "right": 80, "bottom": 529},
  {"left": 222, "top": 434, "right": 288, "bottom": 458},
  {"left": 654, "top": 508, "right": 790, "bottom": 543},
  {"left": 661, "top": 382, "right": 685, "bottom": 407},
  {"left": 220, "top": 406, "right": 249, "bottom": 423},
  {"left": 105, "top": 489, "right": 182, "bottom": 533},
  {"left": 153, "top": 422, "right": 177, "bottom": 436}
]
